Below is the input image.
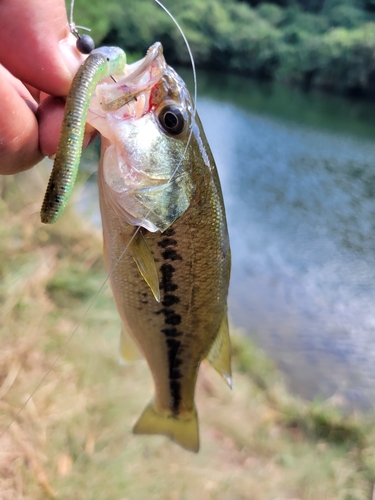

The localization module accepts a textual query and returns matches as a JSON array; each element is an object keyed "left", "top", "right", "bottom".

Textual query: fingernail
[{"left": 59, "top": 34, "right": 86, "bottom": 79}]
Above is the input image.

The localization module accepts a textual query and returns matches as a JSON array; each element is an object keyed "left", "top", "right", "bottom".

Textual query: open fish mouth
[
  {"left": 87, "top": 41, "right": 196, "bottom": 233},
  {"left": 95, "top": 42, "right": 167, "bottom": 118}
]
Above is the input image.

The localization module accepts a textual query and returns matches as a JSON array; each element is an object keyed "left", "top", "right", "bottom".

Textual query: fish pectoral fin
[
  {"left": 130, "top": 229, "right": 160, "bottom": 302},
  {"left": 119, "top": 326, "right": 143, "bottom": 364},
  {"left": 133, "top": 401, "right": 199, "bottom": 453},
  {"left": 206, "top": 312, "right": 232, "bottom": 389}
]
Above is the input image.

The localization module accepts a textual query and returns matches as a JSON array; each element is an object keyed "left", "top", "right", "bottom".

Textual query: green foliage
[
  {"left": 68, "top": 0, "right": 375, "bottom": 97},
  {"left": 276, "top": 23, "right": 375, "bottom": 95},
  {"left": 328, "top": 4, "right": 366, "bottom": 28},
  {"left": 257, "top": 2, "right": 287, "bottom": 26},
  {"left": 282, "top": 401, "right": 366, "bottom": 445},
  {"left": 292, "top": 10, "right": 330, "bottom": 33}
]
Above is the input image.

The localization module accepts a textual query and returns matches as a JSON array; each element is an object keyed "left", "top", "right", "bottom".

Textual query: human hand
[{"left": 0, "top": 0, "right": 94, "bottom": 174}]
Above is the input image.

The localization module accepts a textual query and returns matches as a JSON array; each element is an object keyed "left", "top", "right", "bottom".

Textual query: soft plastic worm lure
[{"left": 40, "top": 46, "right": 126, "bottom": 224}]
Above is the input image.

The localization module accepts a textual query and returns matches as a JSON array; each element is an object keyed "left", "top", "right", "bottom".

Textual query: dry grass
[{"left": 0, "top": 165, "right": 374, "bottom": 499}]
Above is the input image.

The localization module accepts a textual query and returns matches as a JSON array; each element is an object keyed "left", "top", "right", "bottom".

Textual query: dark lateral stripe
[
  {"left": 163, "top": 227, "right": 176, "bottom": 237},
  {"left": 162, "top": 248, "right": 182, "bottom": 261},
  {"left": 160, "top": 263, "right": 178, "bottom": 293},
  {"left": 170, "top": 380, "right": 182, "bottom": 409},
  {"left": 157, "top": 237, "right": 183, "bottom": 413},
  {"left": 162, "top": 294, "right": 180, "bottom": 307},
  {"left": 156, "top": 307, "right": 177, "bottom": 316},
  {"left": 155, "top": 307, "right": 182, "bottom": 326},
  {"left": 166, "top": 339, "right": 183, "bottom": 409},
  {"left": 161, "top": 327, "right": 183, "bottom": 337},
  {"left": 165, "top": 313, "right": 181, "bottom": 325},
  {"left": 158, "top": 238, "right": 177, "bottom": 248}
]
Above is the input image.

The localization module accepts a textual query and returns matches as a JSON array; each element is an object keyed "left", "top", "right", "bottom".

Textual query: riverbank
[
  {"left": 1, "top": 167, "right": 375, "bottom": 498},
  {"left": 74, "top": 0, "right": 375, "bottom": 98}
]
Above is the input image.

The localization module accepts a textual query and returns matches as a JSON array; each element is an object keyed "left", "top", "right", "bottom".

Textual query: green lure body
[{"left": 40, "top": 47, "right": 126, "bottom": 224}]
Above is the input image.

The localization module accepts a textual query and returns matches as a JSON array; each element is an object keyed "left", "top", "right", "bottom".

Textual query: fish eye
[{"left": 158, "top": 105, "right": 185, "bottom": 135}]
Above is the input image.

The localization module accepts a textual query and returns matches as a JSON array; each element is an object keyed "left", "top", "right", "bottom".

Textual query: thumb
[{"left": 0, "top": 0, "right": 85, "bottom": 96}]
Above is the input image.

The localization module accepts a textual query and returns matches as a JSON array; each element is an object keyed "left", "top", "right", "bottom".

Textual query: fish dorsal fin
[
  {"left": 130, "top": 229, "right": 160, "bottom": 302},
  {"left": 206, "top": 312, "right": 232, "bottom": 389},
  {"left": 133, "top": 400, "right": 199, "bottom": 453},
  {"left": 119, "top": 326, "right": 143, "bottom": 365}
]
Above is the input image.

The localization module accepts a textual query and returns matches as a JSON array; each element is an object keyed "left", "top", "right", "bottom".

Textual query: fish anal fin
[
  {"left": 206, "top": 312, "right": 232, "bottom": 389},
  {"left": 130, "top": 229, "right": 160, "bottom": 302},
  {"left": 133, "top": 401, "right": 199, "bottom": 453},
  {"left": 119, "top": 326, "right": 143, "bottom": 365}
]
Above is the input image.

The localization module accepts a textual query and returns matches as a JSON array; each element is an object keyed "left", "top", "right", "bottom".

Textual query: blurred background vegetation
[
  {"left": 1, "top": 169, "right": 375, "bottom": 499},
  {"left": 73, "top": 0, "right": 375, "bottom": 97},
  {"left": 2, "top": 2, "right": 375, "bottom": 497}
]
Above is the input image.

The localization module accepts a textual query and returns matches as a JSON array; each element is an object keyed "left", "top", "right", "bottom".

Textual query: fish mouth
[{"left": 96, "top": 42, "right": 167, "bottom": 114}]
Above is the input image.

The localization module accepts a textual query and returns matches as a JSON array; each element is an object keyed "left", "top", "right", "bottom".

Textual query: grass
[{"left": 0, "top": 165, "right": 375, "bottom": 499}]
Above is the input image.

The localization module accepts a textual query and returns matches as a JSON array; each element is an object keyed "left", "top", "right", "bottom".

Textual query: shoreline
[{"left": 0, "top": 168, "right": 374, "bottom": 498}]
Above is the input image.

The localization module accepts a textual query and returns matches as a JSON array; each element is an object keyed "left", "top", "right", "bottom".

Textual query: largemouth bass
[{"left": 87, "top": 42, "right": 231, "bottom": 453}]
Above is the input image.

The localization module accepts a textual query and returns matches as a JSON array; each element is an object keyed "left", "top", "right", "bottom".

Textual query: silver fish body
[{"left": 88, "top": 43, "right": 231, "bottom": 452}]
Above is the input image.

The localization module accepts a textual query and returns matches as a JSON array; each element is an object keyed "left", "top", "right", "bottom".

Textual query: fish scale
[
  {"left": 91, "top": 43, "right": 231, "bottom": 452},
  {"left": 37, "top": 25, "right": 230, "bottom": 451},
  {"left": 98, "top": 153, "right": 230, "bottom": 450}
]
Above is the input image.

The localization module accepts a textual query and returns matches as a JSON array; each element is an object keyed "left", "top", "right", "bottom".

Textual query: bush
[
  {"left": 328, "top": 4, "right": 366, "bottom": 28},
  {"left": 257, "top": 3, "right": 287, "bottom": 26},
  {"left": 293, "top": 11, "right": 329, "bottom": 32},
  {"left": 92, "top": 0, "right": 375, "bottom": 98},
  {"left": 225, "top": 21, "right": 283, "bottom": 77}
]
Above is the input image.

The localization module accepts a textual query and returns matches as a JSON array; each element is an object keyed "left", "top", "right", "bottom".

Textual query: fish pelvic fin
[
  {"left": 133, "top": 401, "right": 199, "bottom": 453},
  {"left": 130, "top": 229, "right": 160, "bottom": 302},
  {"left": 119, "top": 326, "right": 143, "bottom": 365},
  {"left": 206, "top": 311, "right": 232, "bottom": 389}
]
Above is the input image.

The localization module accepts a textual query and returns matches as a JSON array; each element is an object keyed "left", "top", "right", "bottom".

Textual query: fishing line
[
  {"left": 153, "top": 0, "right": 198, "bottom": 186},
  {"left": 3, "top": 0, "right": 197, "bottom": 438},
  {"left": 0, "top": 223, "right": 142, "bottom": 441},
  {"left": 154, "top": 0, "right": 197, "bottom": 107},
  {"left": 69, "top": 0, "right": 92, "bottom": 38}
]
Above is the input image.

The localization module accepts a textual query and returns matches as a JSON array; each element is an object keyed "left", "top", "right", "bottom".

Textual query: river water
[{"left": 80, "top": 70, "right": 375, "bottom": 409}]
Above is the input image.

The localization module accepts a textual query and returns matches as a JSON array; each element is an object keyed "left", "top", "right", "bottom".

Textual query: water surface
[
  {"left": 188, "top": 72, "right": 375, "bottom": 409},
  {"left": 81, "top": 72, "right": 375, "bottom": 409}
]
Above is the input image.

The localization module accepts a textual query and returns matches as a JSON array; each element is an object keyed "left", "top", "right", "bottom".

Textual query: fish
[{"left": 85, "top": 42, "right": 231, "bottom": 453}]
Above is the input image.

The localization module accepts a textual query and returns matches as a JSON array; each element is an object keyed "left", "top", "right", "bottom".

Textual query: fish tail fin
[{"left": 133, "top": 401, "right": 199, "bottom": 453}]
